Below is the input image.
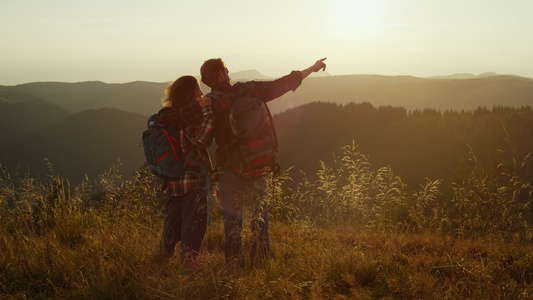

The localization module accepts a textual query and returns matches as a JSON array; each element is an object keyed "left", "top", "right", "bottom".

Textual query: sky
[{"left": 2, "top": 0, "right": 533, "bottom": 85}]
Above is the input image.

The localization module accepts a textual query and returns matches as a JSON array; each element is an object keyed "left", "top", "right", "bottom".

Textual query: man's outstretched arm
[
  {"left": 249, "top": 57, "right": 328, "bottom": 102},
  {"left": 300, "top": 57, "right": 327, "bottom": 80}
]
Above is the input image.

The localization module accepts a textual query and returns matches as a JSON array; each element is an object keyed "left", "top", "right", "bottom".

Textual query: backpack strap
[
  {"left": 162, "top": 128, "right": 180, "bottom": 161},
  {"left": 261, "top": 100, "right": 279, "bottom": 151},
  {"left": 206, "top": 91, "right": 234, "bottom": 171}
]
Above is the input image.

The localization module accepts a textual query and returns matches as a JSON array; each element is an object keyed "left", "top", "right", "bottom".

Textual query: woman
[{"left": 157, "top": 75, "right": 214, "bottom": 269}]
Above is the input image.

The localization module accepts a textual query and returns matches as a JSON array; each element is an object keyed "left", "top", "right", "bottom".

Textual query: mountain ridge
[
  {"left": 6, "top": 72, "right": 531, "bottom": 118},
  {"left": 269, "top": 73, "right": 533, "bottom": 114}
]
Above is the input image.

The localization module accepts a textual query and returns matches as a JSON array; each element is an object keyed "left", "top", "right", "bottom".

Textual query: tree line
[{"left": 274, "top": 102, "right": 533, "bottom": 189}]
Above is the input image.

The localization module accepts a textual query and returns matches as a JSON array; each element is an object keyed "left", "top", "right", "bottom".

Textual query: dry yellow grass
[
  {"left": 1, "top": 141, "right": 533, "bottom": 299},
  {"left": 3, "top": 213, "right": 533, "bottom": 299}
]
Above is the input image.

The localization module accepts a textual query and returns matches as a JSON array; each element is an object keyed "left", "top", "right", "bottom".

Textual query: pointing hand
[{"left": 312, "top": 57, "right": 327, "bottom": 72}]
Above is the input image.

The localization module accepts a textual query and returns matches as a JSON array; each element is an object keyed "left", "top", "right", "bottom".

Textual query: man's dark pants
[
  {"left": 160, "top": 189, "right": 207, "bottom": 260},
  {"left": 218, "top": 170, "right": 271, "bottom": 266}
]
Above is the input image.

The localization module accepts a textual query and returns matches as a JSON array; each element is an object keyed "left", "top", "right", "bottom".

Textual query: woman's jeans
[{"left": 160, "top": 188, "right": 207, "bottom": 260}]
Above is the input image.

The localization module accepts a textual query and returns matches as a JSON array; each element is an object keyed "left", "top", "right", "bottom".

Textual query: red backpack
[{"left": 208, "top": 91, "right": 279, "bottom": 178}]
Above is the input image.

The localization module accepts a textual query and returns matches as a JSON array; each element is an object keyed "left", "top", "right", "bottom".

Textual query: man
[
  {"left": 159, "top": 58, "right": 327, "bottom": 267},
  {"left": 199, "top": 57, "right": 327, "bottom": 267}
]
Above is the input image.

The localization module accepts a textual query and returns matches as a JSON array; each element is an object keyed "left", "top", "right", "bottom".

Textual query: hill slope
[
  {"left": 0, "top": 88, "right": 72, "bottom": 143},
  {"left": 0, "top": 108, "right": 147, "bottom": 183}
]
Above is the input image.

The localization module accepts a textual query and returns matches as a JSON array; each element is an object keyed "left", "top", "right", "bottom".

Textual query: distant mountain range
[
  {"left": 230, "top": 69, "right": 332, "bottom": 81},
  {"left": 3, "top": 72, "right": 531, "bottom": 118},
  {"left": 426, "top": 72, "right": 509, "bottom": 80},
  {"left": 1, "top": 71, "right": 533, "bottom": 183},
  {"left": 230, "top": 69, "right": 273, "bottom": 81},
  {"left": 5, "top": 80, "right": 167, "bottom": 118},
  {"left": 268, "top": 73, "right": 533, "bottom": 114}
]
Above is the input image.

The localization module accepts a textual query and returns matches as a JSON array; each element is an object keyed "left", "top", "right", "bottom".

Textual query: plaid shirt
[
  {"left": 158, "top": 105, "right": 214, "bottom": 196},
  {"left": 158, "top": 70, "right": 303, "bottom": 171}
]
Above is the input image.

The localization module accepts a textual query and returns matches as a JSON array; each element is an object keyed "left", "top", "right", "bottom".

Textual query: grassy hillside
[
  {"left": 3, "top": 75, "right": 533, "bottom": 298},
  {"left": 1, "top": 141, "right": 533, "bottom": 299}
]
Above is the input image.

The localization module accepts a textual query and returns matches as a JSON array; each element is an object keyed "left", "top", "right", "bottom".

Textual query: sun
[{"left": 325, "top": 0, "right": 385, "bottom": 36}]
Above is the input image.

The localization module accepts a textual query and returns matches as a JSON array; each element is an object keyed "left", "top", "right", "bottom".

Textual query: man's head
[{"left": 200, "top": 58, "right": 230, "bottom": 88}]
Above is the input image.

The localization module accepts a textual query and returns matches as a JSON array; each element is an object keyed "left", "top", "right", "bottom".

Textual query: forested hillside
[
  {"left": 0, "top": 88, "right": 72, "bottom": 143},
  {"left": 274, "top": 102, "right": 533, "bottom": 188},
  {"left": 0, "top": 108, "right": 146, "bottom": 183}
]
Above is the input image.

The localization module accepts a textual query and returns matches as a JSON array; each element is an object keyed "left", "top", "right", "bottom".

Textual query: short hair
[
  {"left": 200, "top": 58, "right": 226, "bottom": 87},
  {"left": 162, "top": 75, "right": 199, "bottom": 108}
]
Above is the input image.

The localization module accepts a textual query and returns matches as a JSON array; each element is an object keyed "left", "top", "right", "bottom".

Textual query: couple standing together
[{"left": 157, "top": 57, "right": 327, "bottom": 269}]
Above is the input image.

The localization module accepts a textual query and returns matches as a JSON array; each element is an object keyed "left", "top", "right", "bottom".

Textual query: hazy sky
[{"left": 2, "top": 0, "right": 533, "bottom": 85}]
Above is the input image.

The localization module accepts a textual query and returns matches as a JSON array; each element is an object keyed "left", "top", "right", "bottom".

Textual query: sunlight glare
[{"left": 326, "top": 0, "right": 384, "bottom": 37}]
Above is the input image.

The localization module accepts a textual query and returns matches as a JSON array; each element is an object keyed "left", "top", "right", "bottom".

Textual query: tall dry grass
[
  {"left": 1, "top": 141, "right": 533, "bottom": 299},
  {"left": 277, "top": 140, "right": 533, "bottom": 239}
]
